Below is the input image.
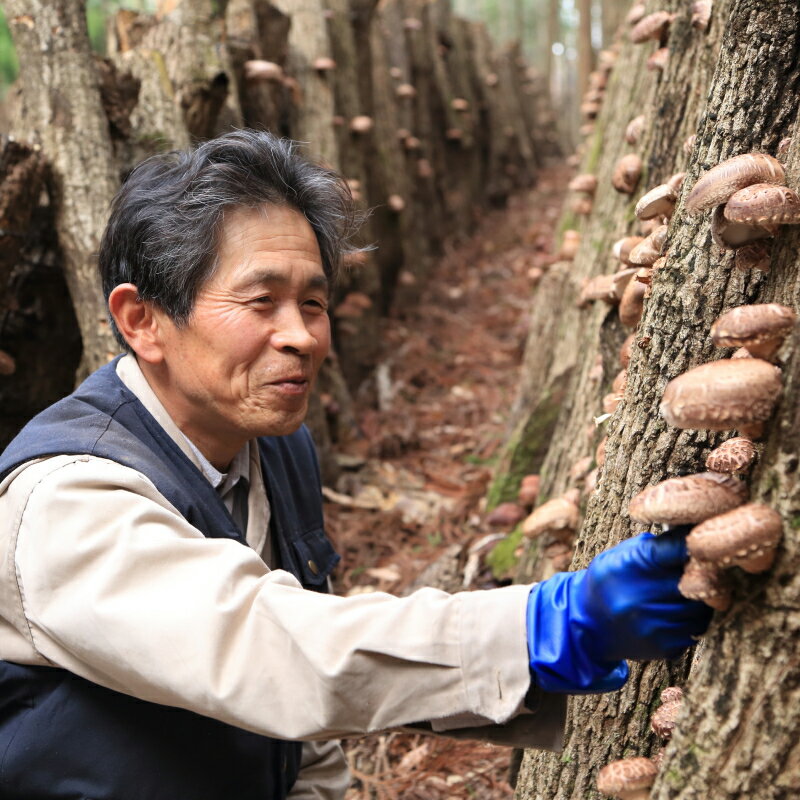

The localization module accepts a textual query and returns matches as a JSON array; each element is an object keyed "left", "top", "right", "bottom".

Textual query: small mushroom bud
[
  {"left": 485, "top": 72, "right": 499, "bottom": 87},
  {"left": 667, "top": 171, "right": 687, "bottom": 193},
  {"left": 484, "top": 502, "right": 526, "bottom": 529},
  {"left": 687, "top": 503, "right": 783, "bottom": 573},
  {"left": 626, "top": 3, "right": 646, "bottom": 25},
  {"left": 710, "top": 303, "right": 797, "bottom": 360},
  {"left": 630, "top": 11, "right": 674, "bottom": 44},
  {"left": 312, "top": 56, "right": 336, "bottom": 72},
  {"left": 625, "top": 115, "right": 646, "bottom": 145},
  {"left": 445, "top": 127, "right": 463, "bottom": 141},
  {"left": 597, "top": 757, "right": 658, "bottom": 800},
  {"left": 660, "top": 358, "right": 782, "bottom": 431},
  {"left": 620, "top": 333, "right": 635, "bottom": 368},
  {"left": 595, "top": 436, "right": 607, "bottom": 467},
  {"left": 724, "top": 183, "right": 800, "bottom": 226},
  {"left": 522, "top": 493, "right": 580, "bottom": 541},
  {"left": 518, "top": 474, "right": 541, "bottom": 506},
  {"left": 402, "top": 16, "right": 422, "bottom": 30},
  {"left": 734, "top": 240, "right": 772, "bottom": 272},
  {"left": 568, "top": 174, "right": 598, "bottom": 194},
  {"left": 628, "top": 472, "right": 748, "bottom": 525},
  {"left": 683, "top": 134, "right": 697, "bottom": 155},
  {"left": 584, "top": 467, "right": 599, "bottom": 496},
  {"left": 570, "top": 455, "right": 593, "bottom": 482},
  {"left": 603, "top": 392, "right": 623, "bottom": 414},
  {"left": 387, "top": 194, "right": 406, "bottom": 213},
  {"left": 678, "top": 557, "right": 733, "bottom": 611},
  {"left": 777, "top": 137, "right": 792, "bottom": 158},
  {"left": 612, "top": 154, "right": 643, "bottom": 194},
  {"left": 395, "top": 83, "right": 417, "bottom": 99},
  {"left": 612, "top": 369, "right": 628, "bottom": 394},
  {"left": 647, "top": 47, "right": 669, "bottom": 72},
  {"left": 685, "top": 153, "right": 785, "bottom": 214},
  {"left": 0, "top": 349, "right": 16, "bottom": 376},
  {"left": 660, "top": 686, "right": 683, "bottom": 704},
  {"left": 559, "top": 230, "right": 581, "bottom": 260},
  {"left": 571, "top": 196, "right": 593, "bottom": 216},
  {"left": 243, "top": 60, "right": 284, "bottom": 82},
  {"left": 619, "top": 278, "right": 647, "bottom": 329},
  {"left": 349, "top": 115, "right": 374, "bottom": 133},
  {"left": 691, "top": 0, "right": 712, "bottom": 30},
  {"left": 404, "top": 136, "right": 422, "bottom": 151},
  {"left": 635, "top": 184, "right": 677, "bottom": 220},
  {"left": 450, "top": 97, "right": 469, "bottom": 112},
  {"left": 389, "top": 66, "right": 403, "bottom": 79},
  {"left": 651, "top": 697, "right": 683, "bottom": 739},
  {"left": 416, "top": 158, "right": 433, "bottom": 178},
  {"left": 711, "top": 204, "right": 778, "bottom": 249},
  {"left": 705, "top": 436, "right": 756, "bottom": 474}
]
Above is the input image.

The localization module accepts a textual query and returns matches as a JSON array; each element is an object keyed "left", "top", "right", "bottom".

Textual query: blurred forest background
[{"left": 0, "top": 0, "right": 625, "bottom": 145}]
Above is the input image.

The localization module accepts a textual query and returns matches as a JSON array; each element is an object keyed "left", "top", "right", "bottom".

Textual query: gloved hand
[{"left": 526, "top": 531, "right": 712, "bottom": 694}]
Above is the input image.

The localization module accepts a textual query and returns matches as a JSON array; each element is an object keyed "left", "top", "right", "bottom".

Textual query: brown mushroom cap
[
  {"left": 724, "top": 183, "right": 800, "bottom": 225},
  {"left": 395, "top": 83, "right": 417, "bottom": 99},
  {"left": 626, "top": 3, "right": 646, "bottom": 26},
  {"left": 733, "top": 240, "right": 771, "bottom": 272},
  {"left": 651, "top": 698, "right": 682, "bottom": 739},
  {"left": 678, "top": 557, "right": 733, "bottom": 611},
  {"left": 612, "top": 154, "right": 643, "bottom": 194},
  {"left": 710, "top": 303, "right": 797, "bottom": 360},
  {"left": 687, "top": 503, "right": 783, "bottom": 572},
  {"left": 711, "top": 204, "right": 778, "bottom": 249},
  {"left": 635, "top": 184, "right": 677, "bottom": 221},
  {"left": 484, "top": 502, "right": 526, "bottom": 529},
  {"left": 619, "top": 278, "right": 647, "bottom": 329},
  {"left": 625, "top": 115, "right": 646, "bottom": 145},
  {"left": 312, "top": 56, "right": 336, "bottom": 71},
  {"left": 518, "top": 474, "right": 541, "bottom": 506},
  {"left": 660, "top": 358, "right": 782, "bottom": 430},
  {"left": 628, "top": 237, "right": 661, "bottom": 266},
  {"left": 569, "top": 174, "right": 599, "bottom": 194},
  {"left": 523, "top": 494, "right": 580, "bottom": 540},
  {"left": 597, "top": 757, "right": 658, "bottom": 800},
  {"left": 571, "top": 196, "right": 594, "bottom": 216},
  {"left": 683, "top": 134, "right": 697, "bottom": 156},
  {"left": 705, "top": 436, "right": 756, "bottom": 474},
  {"left": 451, "top": 97, "right": 469, "bottom": 112},
  {"left": 628, "top": 472, "right": 748, "bottom": 525},
  {"left": 613, "top": 236, "right": 645, "bottom": 265},
  {"left": 630, "top": 11, "right": 674, "bottom": 44},
  {"left": 685, "top": 153, "right": 785, "bottom": 214}
]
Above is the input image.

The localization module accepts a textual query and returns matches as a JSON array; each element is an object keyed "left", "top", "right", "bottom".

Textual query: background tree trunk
[
  {"left": 509, "top": 1, "right": 800, "bottom": 797},
  {"left": 6, "top": 0, "right": 122, "bottom": 375}
]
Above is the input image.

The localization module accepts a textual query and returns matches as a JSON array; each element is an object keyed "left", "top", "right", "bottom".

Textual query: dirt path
[{"left": 325, "top": 165, "right": 569, "bottom": 799}]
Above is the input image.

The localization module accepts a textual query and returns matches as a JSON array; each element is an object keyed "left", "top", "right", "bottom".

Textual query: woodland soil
[{"left": 329, "top": 165, "right": 569, "bottom": 799}]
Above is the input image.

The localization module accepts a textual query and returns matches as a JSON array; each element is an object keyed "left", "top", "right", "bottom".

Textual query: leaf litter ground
[{"left": 325, "top": 167, "right": 568, "bottom": 799}]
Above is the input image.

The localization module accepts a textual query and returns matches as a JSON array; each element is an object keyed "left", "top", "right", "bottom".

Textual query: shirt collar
[{"left": 115, "top": 354, "right": 251, "bottom": 491}]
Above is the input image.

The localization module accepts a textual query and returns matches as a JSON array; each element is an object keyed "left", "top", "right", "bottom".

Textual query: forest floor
[{"left": 325, "top": 164, "right": 569, "bottom": 800}]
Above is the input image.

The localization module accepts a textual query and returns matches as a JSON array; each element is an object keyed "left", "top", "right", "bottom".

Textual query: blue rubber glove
[{"left": 526, "top": 531, "right": 712, "bottom": 694}]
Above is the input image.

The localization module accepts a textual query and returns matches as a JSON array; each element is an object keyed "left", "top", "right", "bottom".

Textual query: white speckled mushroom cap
[
  {"left": 686, "top": 503, "right": 783, "bottom": 573},
  {"left": 628, "top": 472, "right": 748, "bottom": 525},
  {"left": 660, "top": 358, "right": 782, "bottom": 430}
]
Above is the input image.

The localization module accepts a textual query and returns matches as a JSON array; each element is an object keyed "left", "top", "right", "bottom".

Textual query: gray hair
[{"left": 99, "top": 129, "right": 361, "bottom": 349}]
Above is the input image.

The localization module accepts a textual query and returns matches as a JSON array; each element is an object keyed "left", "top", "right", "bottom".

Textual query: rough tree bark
[
  {"left": 510, "top": 1, "right": 800, "bottom": 798},
  {"left": 6, "top": 0, "right": 122, "bottom": 375}
]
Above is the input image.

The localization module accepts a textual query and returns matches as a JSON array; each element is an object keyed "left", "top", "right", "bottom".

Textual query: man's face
[{"left": 151, "top": 204, "right": 331, "bottom": 464}]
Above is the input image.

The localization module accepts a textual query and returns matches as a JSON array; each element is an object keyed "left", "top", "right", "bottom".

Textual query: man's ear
[{"left": 108, "top": 283, "right": 166, "bottom": 364}]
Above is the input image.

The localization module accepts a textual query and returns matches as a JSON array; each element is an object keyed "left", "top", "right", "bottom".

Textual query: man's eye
[
  {"left": 304, "top": 299, "right": 328, "bottom": 311},
  {"left": 252, "top": 296, "right": 272, "bottom": 304}
]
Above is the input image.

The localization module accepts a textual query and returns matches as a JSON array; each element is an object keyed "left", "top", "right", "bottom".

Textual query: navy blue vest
[{"left": 0, "top": 358, "right": 340, "bottom": 800}]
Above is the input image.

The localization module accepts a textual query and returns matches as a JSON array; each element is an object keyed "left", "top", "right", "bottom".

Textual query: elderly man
[{"left": 0, "top": 130, "right": 710, "bottom": 799}]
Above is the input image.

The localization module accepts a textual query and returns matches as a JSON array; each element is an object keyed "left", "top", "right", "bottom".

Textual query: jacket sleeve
[{"left": 0, "top": 455, "right": 565, "bottom": 746}]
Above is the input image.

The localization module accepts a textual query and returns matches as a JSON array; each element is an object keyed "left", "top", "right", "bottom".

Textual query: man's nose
[{"left": 271, "top": 305, "right": 317, "bottom": 354}]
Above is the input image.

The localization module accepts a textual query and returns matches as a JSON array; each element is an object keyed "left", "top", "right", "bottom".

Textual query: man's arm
[{"left": 0, "top": 455, "right": 550, "bottom": 743}]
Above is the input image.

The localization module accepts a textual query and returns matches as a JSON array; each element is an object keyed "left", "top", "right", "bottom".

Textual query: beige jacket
[{"left": 0, "top": 356, "right": 565, "bottom": 798}]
